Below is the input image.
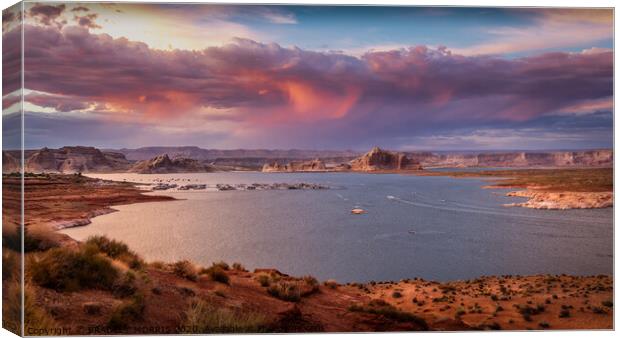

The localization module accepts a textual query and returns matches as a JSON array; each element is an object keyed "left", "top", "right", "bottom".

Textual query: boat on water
[{"left": 351, "top": 208, "right": 366, "bottom": 214}]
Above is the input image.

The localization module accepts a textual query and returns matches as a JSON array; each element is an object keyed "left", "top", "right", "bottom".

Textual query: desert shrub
[
  {"left": 3, "top": 281, "right": 58, "bottom": 336},
  {"left": 4, "top": 225, "right": 54, "bottom": 253},
  {"left": 2, "top": 249, "right": 19, "bottom": 281},
  {"left": 348, "top": 299, "right": 428, "bottom": 330},
  {"left": 455, "top": 307, "right": 466, "bottom": 317},
  {"left": 539, "top": 321, "right": 550, "bottom": 329},
  {"left": 173, "top": 260, "right": 198, "bottom": 281},
  {"left": 182, "top": 298, "right": 268, "bottom": 333},
  {"left": 559, "top": 309, "right": 570, "bottom": 318},
  {"left": 85, "top": 236, "right": 144, "bottom": 269},
  {"left": 257, "top": 274, "right": 271, "bottom": 287},
  {"left": 202, "top": 264, "right": 230, "bottom": 284},
  {"left": 268, "top": 281, "right": 301, "bottom": 302},
  {"left": 2, "top": 281, "right": 22, "bottom": 335},
  {"left": 150, "top": 261, "right": 166, "bottom": 269},
  {"left": 592, "top": 306, "right": 606, "bottom": 314},
  {"left": 602, "top": 300, "right": 613, "bottom": 308},
  {"left": 392, "top": 291, "right": 403, "bottom": 298},
  {"left": 108, "top": 293, "right": 145, "bottom": 331},
  {"left": 323, "top": 280, "right": 338, "bottom": 289},
  {"left": 24, "top": 284, "right": 58, "bottom": 335},
  {"left": 211, "top": 261, "right": 230, "bottom": 270},
  {"left": 232, "top": 263, "right": 246, "bottom": 271},
  {"left": 302, "top": 276, "right": 319, "bottom": 294},
  {"left": 112, "top": 271, "right": 138, "bottom": 298},
  {"left": 30, "top": 246, "right": 118, "bottom": 292}
]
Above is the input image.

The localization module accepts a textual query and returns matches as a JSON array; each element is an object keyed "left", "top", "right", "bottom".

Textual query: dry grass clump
[
  {"left": 29, "top": 245, "right": 119, "bottom": 292},
  {"left": 107, "top": 293, "right": 146, "bottom": 331},
  {"left": 112, "top": 271, "right": 138, "bottom": 298},
  {"left": 172, "top": 260, "right": 198, "bottom": 282},
  {"left": 348, "top": 299, "right": 428, "bottom": 330},
  {"left": 182, "top": 298, "right": 268, "bottom": 333},
  {"left": 268, "top": 281, "right": 302, "bottom": 302},
  {"left": 2, "top": 249, "right": 19, "bottom": 281},
  {"left": 2, "top": 281, "right": 58, "bottom": 336},
  {"left": 266, "top": 275, "right": 319, "bottom": 302}
]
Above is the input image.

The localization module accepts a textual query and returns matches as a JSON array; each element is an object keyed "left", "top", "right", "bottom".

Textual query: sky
[{"left": 1, "top": 2, "right": 614, "bottom": 150}]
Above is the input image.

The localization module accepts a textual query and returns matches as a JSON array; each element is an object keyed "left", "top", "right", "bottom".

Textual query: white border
[{"left": 0, "top": 1, "right": 616, "bottom": 338}]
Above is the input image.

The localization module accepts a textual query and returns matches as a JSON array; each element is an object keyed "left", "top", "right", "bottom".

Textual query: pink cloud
[{"left": 4, "top": 23, "right": 611, "bottom": 130}]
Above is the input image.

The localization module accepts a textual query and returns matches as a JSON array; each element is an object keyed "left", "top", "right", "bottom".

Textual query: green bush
[
  {"left": 182, "top": 298, "right": 267, "bottom": 333},
  {"left": 30, "top": 246, "right": 118, "bottom": 292},
  {"left": 85, "top": 236, "right": 143, "bottom": 269}
]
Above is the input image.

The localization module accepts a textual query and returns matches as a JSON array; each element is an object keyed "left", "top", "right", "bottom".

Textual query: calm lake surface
[{"left": 61, "top": 172, "right": 613, "bottom": 282}]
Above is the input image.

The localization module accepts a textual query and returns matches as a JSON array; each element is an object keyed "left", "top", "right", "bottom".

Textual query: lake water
[{"left": 60, "top": 172, "right": 613, "bottom": 283}]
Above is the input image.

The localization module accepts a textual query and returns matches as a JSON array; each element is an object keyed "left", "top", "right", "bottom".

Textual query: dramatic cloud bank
[
  {"left": 11, "top": 24, "right": 612, "bottom": 119},
  {"left": 1, "top": 4, "right": 613, "bottom": 150}
]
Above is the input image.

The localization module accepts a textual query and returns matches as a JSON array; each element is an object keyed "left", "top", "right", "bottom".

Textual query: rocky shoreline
[
  {"left": 416, "top": 168, "right": 613, "bottom": 210},
  {"left": 152, "top": 181, "right": 329, "bottom": 192},
  {"left": 503, "top": 190, "right": 613, "bottom": 210}
]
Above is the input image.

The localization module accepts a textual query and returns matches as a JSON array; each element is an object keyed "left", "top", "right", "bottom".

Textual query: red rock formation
[
  {"left": 262, "top": 159, "right": 328, "bottom": 172},
  {"left": 349, "top": 147, "right": 422, "bottom": 171},
  {"left": 129, "top": 154, "right": 215, "bottom": 174}
]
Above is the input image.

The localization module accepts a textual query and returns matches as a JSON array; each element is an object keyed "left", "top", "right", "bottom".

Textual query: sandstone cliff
[
  {"left": 22, "top": 146, "right": 132, "bottom": 173},
  {"left": 2, "top": 151, "right": 20, "bottom": 173},
  {"left": 129, "top": 154, "right": 215, "bottom": 174},
  {"left": 349, "top": 147, "right": 422, "bottom": 171},
  {"left": 262, "top": 159, "right": 328, "bottom": 172},
  {"left": 411, "top": 150, "right": 613, "bottom": 168}
]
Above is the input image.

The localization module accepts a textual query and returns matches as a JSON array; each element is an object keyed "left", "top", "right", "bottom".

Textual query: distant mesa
[
  {"left": 129, "top": 154, "right": 215, "bottom": 174},
  {"left": 262, "top": 159, "right": 328, "bottom": 173},
  {"left": 348, "top": 147, "right": 423, "bottom": 171},
  {"left": 1, "top": 145, "right": 613, "bottom": 174},
  {"left": 261, "top": 147, "right": 423, "bottom": 172},
  {"left": 8, "top": 146, "right": 132, "bottom": 174}
]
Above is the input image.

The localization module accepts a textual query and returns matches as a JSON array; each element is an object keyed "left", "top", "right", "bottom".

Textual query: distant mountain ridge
[
  {"left": 108, "top": 146, "right": 361, "bottom": 161},
  {"left": 2, "top": 146, "right": 613, "bottom": 174}
]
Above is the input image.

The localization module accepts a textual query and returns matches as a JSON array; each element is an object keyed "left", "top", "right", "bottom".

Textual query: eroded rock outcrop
[
  {"left": 23, "top": 146, "right": 132, "bottom": 173},
  {"left": 2, "top": 151, "right": 20, "bottom": 173},
  {"left": 262, "top": 159, "right": 328, "bottom": 172},
  {"left": 504, "top": 190, "right": 613, "bottom": 209},
  {"left": 412, "top": 150, "right": 613, "bottom": 168},
  {"left": 349, "top": 147, "right": 422, "bottom": 171},
  {"left": 129, "top": 154, "right": 215, "bottom": 174}
]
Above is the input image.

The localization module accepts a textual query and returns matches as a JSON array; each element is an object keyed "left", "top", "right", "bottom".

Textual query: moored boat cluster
[{"left": 151, "top": 182, "right": 329, "bottom": 191}]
